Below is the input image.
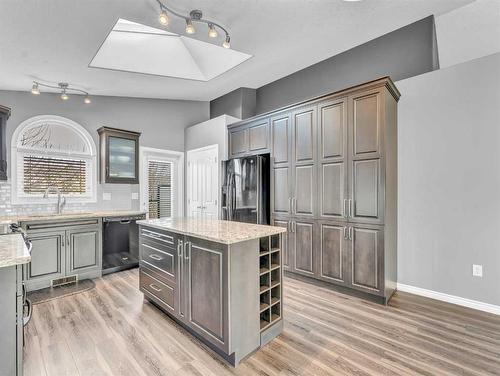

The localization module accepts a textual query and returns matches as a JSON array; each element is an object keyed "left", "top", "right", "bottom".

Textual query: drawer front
[
  {"left": 140, "top": 227, "right": 175, "bottom": 246},
  {"left": 140, "top": 241, "right": 176, "bottom": 283},
  {"left": 140, "top": 270, "right": 175, "bottom": 312}
]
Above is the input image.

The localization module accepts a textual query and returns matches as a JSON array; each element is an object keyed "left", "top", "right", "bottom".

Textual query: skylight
[{"left": 89, "top": 19, "right": 252, "bottom": 81}]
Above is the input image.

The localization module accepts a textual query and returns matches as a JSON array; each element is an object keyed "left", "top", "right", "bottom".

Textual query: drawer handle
[
  {"left": 148, "top": 254, "right": 163, "bottom": 261},
  {"left": 149, "top": 284, "right": 162, "bottom": 292}
]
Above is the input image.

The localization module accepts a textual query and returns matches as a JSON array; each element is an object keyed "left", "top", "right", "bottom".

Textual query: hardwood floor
[{"left": 24, "top": 269, "right": 500, "bottom": 376}]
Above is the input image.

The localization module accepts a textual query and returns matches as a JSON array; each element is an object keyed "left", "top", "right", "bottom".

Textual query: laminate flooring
[{"left": 24, "top": 269, "right": 500, "bottom": 376}]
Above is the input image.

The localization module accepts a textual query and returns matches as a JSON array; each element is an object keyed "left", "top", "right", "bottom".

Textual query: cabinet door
[
  {"left": 318, "top": 98, "right": 348, "bottom": 220},
  {"left": 349, "top": 158, "right": 384, "bottom": 224},
  {"left": 249, "top": 120, "right": 270, "bottom": 153},
  {"left": 271, "top": 114, "right": 291, "bottom": 166},
  {"left": 347, "top": 89, "right": 385, "bottom": 224},
  {"left": 291, "top": 106, "right": 317, "bottom": 217},
  {"left": 272, "top": 166, "right": 291, "bottom": 215},
  {"left": 349, "top": 89, "right": 383, "bottom": 159},
  {"left": 185, "top": 237, "right": 228, "bottom": 352},
  {"left": 318, "top": 221, "right": 347, "bottom": 285},
  {"left": 349, "top": 225, "right": 384, "bottom": 295},
  {"left": 272, "top": 218, "right": 291, "bottom": 271},
  {"left": 292, "top": 219, "right": 315, "bottom": 276},
  {"left": 67, "top": 226, "right": 101, "bottom": 274},
  {"left": 229, "top": 128, "right": 249, "bottom": 157},
  {"left": 26, "top": 231, "right": 66, "bottom": 283}
]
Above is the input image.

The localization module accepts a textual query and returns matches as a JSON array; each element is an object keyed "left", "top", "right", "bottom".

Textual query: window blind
[
  {"left": 148, "top": 160, "right": 172, "bottom": 219},
  {"left": 23, "top": 155, "right": 87, "bottom": 194}
]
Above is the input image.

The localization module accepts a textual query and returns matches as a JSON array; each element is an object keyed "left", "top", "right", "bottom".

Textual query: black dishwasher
[{"left": 102, "top": 214, "right": 146, "bottom": 275}]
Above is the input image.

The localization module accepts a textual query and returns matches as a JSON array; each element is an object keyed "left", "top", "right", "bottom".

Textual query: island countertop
[
  {"left": 137, "top": 217, "right": 286, "bottom": 244},
  {"left": 0, "top": 234, "right": 31, "bottom": 268}
]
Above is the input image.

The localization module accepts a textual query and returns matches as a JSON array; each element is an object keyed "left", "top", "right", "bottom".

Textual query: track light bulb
[
  {"left": 222, "top": 35, "right": 230, "bottom": 49},
  {"left": 159, "top": 9, "right": 169, "bottom": 25},
  {"left": 84, "top": 95, "right": 91, "bottom": 104},
  {"left": 185, "top": 19, "right": 195, "bottom": 34},
  {"left": 61, "top": 90, "right": 69, "bottom": 101},
  {"left": 31, "top": 83, "right": 40, "bottom": 95},
  {"left": 208, "top": 24, "right": 218, "bottom": 38}
]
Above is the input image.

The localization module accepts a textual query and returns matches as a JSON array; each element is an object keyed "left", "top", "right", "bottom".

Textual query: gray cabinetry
[
  {"left": 238, "top": 77, "right": 399, "bottom": 303},
  {"left": 291, "top": 219, "right": 315, "bottom": 276},
  {"left": 184, "top": 237, "right": 228, "bottom": 352},
  {"left": 318, "top": 220, "right": 347, "bottom": 285},
  {"left": 26, "top": 231, "right": 66, "bottom": 283},
  {"left": 349, "top": 224, "right": 384, "bottom": 295},
  {"left": 228, "top": 119, "right": 270, "bottom": 158},
  {"left": 139, "top": 224, "right": 280, "bottom": 366},
  {"left": 67, "top": 226, "right": 100, "bottom": 274},
  {"left": 0, "top": 265, "right": 23, "bottom": 376},
  {"left": 318, "top": 98, "right": 348, "bottom": 220},
  {"left": 23, "top": 219, "right": 102, "bottom": 291},
  {"left": 272, "top": 219, "right": 291, "bottom": 271}
]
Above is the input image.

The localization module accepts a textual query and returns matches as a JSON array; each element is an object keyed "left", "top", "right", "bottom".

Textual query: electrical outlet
[
  {"left": 472, "top": 264, "right": 483, "bottom": 277},
  {"left": 131, "top": 192, "right": 139, "bottom": 200},
  {"left": 103, "top": 192, "right": 112, "bottom": 201}
]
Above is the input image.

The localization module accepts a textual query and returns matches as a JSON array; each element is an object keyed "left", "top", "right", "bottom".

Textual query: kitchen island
[{"left": 136, "top": 218, "right": 286, "bottom": 366}]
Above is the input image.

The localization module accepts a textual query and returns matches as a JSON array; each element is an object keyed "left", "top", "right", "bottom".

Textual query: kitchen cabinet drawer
[
  {"left": 140, "top": 227, "right": 175, "bottom": 247},
  {"left": 140, "top": 269, "right": 175, "bottom": 312},
  {"left": 140, "top": 241, "right": 176, "bottom": 283}
]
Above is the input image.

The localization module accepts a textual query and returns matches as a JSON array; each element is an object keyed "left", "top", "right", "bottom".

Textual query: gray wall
[
  {"left": 0, "top": 90, "right": 208, "bottom": 214},
  {"left": 255, "top": 16, "right": 438, "bottom": 115},
  {"left": 397, "top": 52, "right": 500, "bottom": 306},
  {"left": 209, "top": 16, "right": 438, "bottom": 118},
  {"left": 210, "top": 88, "right": 256, "bottom": 120}
]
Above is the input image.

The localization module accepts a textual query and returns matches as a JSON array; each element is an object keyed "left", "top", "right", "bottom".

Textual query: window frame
[{"left": 11, "top": 115, "right": 97, "bottom": 204}]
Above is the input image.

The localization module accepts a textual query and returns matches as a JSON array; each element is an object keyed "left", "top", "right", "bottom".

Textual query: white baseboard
[{"left": 397, "top": 283, "right": 500, "bottom": 316}]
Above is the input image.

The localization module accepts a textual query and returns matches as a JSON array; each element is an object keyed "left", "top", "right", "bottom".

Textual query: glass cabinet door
[{"left": 108, "top": 136, "right": 136, "bottom": 179}]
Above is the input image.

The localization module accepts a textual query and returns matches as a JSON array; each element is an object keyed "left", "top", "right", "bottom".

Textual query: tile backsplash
[{"left": 0, "top": 180, "right": 141, "bottom": 216}]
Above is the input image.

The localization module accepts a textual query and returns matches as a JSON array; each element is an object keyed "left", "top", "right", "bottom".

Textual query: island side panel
[{"left": 228, "top": 238, "right": 260, "bottom": 365}]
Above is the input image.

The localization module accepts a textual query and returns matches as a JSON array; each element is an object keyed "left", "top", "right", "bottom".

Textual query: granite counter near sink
[
  {"left": 0, "top": 210, "right": 146, "bottom": 224},
  {"left": 0, "top": 233, "right": 30, "bottom": 268}
]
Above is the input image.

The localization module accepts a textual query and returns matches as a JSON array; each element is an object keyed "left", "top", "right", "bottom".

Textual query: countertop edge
[{"left": 137, "top": 221, "right": 286, "bottom": 245}]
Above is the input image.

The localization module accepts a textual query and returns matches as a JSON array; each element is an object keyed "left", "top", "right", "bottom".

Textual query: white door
[
  {"left": 187, "top": 145, "right": 219, "bottom": 219},
  {"left": 140, "top": 147, "right": 184, "bottom": 219}
]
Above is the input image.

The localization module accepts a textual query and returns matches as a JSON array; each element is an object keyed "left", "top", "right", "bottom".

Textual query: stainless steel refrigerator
[{"left": 221, "top": 154, "right": 270, "bottom": 225}]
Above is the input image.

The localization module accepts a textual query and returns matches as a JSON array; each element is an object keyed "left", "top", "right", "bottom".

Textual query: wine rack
[{"left": 259, "top": 234, "right": 282, "bottom": 331}]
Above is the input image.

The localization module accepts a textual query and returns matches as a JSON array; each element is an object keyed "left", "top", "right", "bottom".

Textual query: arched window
[{"left": 11, "top": 115, "right": 96, "bottom": 203}]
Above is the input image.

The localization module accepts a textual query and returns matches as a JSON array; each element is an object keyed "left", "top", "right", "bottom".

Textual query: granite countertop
[
  {"left": 137, "top": 218, "right": 286, "bottom": 245},
  {"left": 0, "top": 210, "right": 147, "bottom": 224},
  {"left": 0, "top": 234, "right": 31, "bottom": 268}
]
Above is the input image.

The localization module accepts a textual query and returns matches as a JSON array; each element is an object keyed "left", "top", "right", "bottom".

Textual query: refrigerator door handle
[{"left": 256, "top": 156, "right": 262, "bottom": 224}]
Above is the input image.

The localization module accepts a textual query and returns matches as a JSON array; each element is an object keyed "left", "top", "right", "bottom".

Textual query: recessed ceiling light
[{"left": 343, "top": 0, "right": 363, "bottom": 2}]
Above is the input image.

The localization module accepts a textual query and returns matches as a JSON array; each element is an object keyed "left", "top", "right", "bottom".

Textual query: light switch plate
[
  {"left": 132, "top": 192, "right": 139, "bottom": 200},
  {"left": 472, "top": 264, "right": 483, "bottom": 277},
  {"left": 103, "top": 192, "right": 112, "bottom": 201}
]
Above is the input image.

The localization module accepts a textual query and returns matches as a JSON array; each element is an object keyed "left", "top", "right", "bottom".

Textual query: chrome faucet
[{"left": 43, "top": 186, "right": 66, "bottom": 214}]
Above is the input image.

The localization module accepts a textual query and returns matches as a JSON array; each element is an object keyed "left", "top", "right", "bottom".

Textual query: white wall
[
  {"left": 435, "top": 0, "right": 500, "bottom": 68},
  {"left": 397, "top": 52, "right": 500, "bottom": 306}
]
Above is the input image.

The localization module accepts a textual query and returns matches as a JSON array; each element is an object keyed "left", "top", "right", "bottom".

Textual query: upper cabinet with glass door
[{"left": 98, "top": 127, "right": 141, "bottom": 184}]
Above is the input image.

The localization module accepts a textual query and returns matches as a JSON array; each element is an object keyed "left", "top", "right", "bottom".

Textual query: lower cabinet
[
  {"left": 272, "top": 217, "right": 389, "bottom": 300},
  {"left": 139, "top": 227, "right": 229, "bottom": 353},
  {"left": 23, "top": 220, "right": 102, "bottom": 291}
]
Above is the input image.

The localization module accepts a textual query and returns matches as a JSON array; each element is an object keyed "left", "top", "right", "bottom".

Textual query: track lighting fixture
[
  {"left": 30, "top": 81, "right": 92, "bottom": 104},
  {"left": 159, "top": 9, "right": 169, "bottom": 25},
  {"left": 156, "top": 1, "right": 231, "bottom": 48},
  {"left": 31, "top": 82, "right": 40, "bottom": 95},
  {"left": 185, "top": 18, "right": 195, "bottom": 34},
  {"left": 208, "top": 23, "right": 218, "bottom": 38}
]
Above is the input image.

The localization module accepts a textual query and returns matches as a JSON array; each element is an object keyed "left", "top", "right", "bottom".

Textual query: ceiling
[{"left": 0, "top": 0, "right": 472, "bottom": 101}]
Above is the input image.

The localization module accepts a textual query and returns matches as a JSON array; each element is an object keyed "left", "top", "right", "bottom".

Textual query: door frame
[
  {"left": 186, "top": 144, "right": 219, "bottom": 219},
  {"left": 140, "top": 146, "right": 184, "bottom": 219}
]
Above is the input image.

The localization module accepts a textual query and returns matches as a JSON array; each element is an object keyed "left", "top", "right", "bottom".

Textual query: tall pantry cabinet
[{"left": 228, "top": 77, "right": 399, "bottom": 303}]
